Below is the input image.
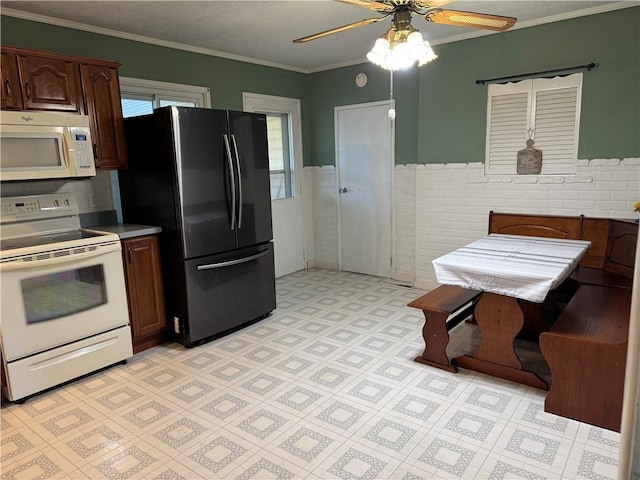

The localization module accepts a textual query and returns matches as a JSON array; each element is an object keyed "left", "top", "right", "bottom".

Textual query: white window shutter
[
  {"left": 484, "top": 74, "right": 582, "bottom": 175},
  {"left": 485, "top": 83, "right": 530, "bottom": 175},
  {"left": 532, "top": 75, "right": 582, "bottom": 175}
]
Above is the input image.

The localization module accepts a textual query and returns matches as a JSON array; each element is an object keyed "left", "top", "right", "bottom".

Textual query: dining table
[{"left": 432, "top": 233, "right": 591, "bottom": 389}]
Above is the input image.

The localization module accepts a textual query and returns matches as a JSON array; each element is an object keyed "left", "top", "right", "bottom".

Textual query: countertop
[{"left": 90, "top": 224, "right": 162, "bottom": 240}]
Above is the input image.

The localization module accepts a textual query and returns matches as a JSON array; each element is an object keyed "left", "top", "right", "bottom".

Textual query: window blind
[{"left": 485, "top": 74, "right": 582, "bottom": 175}]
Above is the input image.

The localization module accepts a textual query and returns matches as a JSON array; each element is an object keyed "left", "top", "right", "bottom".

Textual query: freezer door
[
  {"left": 173, "top": 107, "right": 237, "bottom": 258},
  {"left": 181, "top": 243, "right": 276, "bottom": 346},
  {"left": 228, "top": 111, "right": 273, "bottom": 247}
]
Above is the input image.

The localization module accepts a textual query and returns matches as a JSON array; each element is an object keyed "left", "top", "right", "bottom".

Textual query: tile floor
[{"left": 1, "top": 269, "right": 620, "bottom": 480}]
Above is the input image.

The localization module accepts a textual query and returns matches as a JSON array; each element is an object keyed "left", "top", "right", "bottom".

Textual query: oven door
[{"left": 0, "top": 241, "right": 129, "bottom": 361}]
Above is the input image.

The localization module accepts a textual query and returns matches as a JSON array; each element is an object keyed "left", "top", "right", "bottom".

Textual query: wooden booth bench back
[
  {"left": 489, "top": 212, "right": 637, "bottom": 289},
  {"left": 488, "top": 211, "right": 583, "bottom": 239}
]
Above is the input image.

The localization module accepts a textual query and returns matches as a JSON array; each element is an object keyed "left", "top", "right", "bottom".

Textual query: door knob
[{"left": 339, "top": 187, "right": 348, "bottom": 194}]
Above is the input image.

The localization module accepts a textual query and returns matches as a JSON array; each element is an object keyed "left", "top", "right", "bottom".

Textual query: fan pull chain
[{"left": 388, "top": 70, "right": 396, "bottom": 120}]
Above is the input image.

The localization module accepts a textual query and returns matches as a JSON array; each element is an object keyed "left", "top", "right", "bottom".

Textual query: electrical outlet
[{"left": 88, "top": 192, "right": 97, "bottom": 208}]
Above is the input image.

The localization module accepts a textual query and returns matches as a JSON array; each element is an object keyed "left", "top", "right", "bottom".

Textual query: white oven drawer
[{"left": 3, "top": 326, "right": 132, "bottom": 402}]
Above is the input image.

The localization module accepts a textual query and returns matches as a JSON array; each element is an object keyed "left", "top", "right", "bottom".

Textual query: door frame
[
  {"left": 334, "top": 100, "right": 395, "bottom": 276},
  {"left": 242, "top": 92, "right": 306, "bottom": 276}
]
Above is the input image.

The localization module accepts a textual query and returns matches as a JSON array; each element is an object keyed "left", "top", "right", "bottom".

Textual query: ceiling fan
[{"left": 293, "top": 0, "right": 517, "bottom": 44}]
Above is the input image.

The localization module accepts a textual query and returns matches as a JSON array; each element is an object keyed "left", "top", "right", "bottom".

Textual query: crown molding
[
  {"left": 0, "top": 7, "right": 309, "bottom": 74},
  {"left": 2, "top": 2, "right": 638, "bottom": 74}
]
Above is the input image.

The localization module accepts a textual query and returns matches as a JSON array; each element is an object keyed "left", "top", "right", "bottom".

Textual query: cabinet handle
[
  {"left": 93, "top": 143, "right": 99, "bottom": 161},
  {"left": 127, "top": 249, "right": 133, "bottom": 264},
  {"left": 24, "top": 80, "right": 32, "bottom": 100},
  {"left": 4, "top": 80, "right": 12, "bottom": 100}
]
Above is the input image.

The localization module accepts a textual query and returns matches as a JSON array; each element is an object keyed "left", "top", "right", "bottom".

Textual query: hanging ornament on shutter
[{"left": 517, "top": 129, "right": 542, "bottom": 175}]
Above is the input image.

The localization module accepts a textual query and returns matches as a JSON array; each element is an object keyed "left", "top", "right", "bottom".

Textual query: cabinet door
[
  {"left": 1, "top": 52, "right": 23, "bottom": 110},
  {"left": 123, "top": 235, "right": 167, "bottom": 340},
  {"left": 81, "top": 63, "right": 128, "bottom": 169},
  {"left": 16, "top": 54, "right": 82, "bottom": 112}
]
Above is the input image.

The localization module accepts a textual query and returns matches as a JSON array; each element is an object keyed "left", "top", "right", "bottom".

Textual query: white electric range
[{"left": 0, "top": 193, "right": 132, "bottom": 402}]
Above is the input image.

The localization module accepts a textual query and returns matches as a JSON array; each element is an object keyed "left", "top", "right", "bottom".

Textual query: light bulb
[{"left": 407, "top": 31, "right": 424, "bottom": 45}]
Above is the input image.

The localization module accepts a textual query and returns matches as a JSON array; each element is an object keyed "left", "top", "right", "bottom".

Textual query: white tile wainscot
[
  {"left": 413, "top": 158, "right": 640, "bottom": 291},
  {"left": 304, "top": 166, "right": 338, "bottom": 270}
]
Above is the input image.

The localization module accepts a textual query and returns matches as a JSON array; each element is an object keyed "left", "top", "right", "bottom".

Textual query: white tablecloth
[{"left": 432, "top": 234, "right": 591, "bottom": 303}]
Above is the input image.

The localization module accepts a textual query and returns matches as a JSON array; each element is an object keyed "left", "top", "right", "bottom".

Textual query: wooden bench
[
  {"left": 488, "top": 211, "right": 584, "bottom": 339},
  {"left": 489, "top": 212, "right": 636, "bottom": 337},
  {"left": 408, "top": 285, "right": 483, "bottom": 372},
  {"left": 571, "top": 218, "right": 636, "bottom": 289},
  {"left": 539, "top": 285, "right": 632, "bottom": 431}
]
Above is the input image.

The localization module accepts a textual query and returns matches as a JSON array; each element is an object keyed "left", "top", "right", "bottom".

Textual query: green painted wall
[
  {"left": 0, "top": 15, "right": 311, "bottom": 160},
  {"left": 418, "top": 7, "right": 640, "bottom": 163},
  {"left": 308, "top": 64, "right": 419, "bottom": 166},
  {"left": 2, "top": 7, "right": 639, "bottom": 168},
  {"left": 309, "top": 7, "right": 640, "bottom": 166}
]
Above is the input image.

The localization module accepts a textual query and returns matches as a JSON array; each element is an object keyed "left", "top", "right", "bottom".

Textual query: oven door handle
[{"left": 0, "top": 242, "right": 121, "bottom": 272}]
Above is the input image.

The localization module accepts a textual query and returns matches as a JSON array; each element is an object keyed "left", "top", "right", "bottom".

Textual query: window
[
  {"left": 113, "top": 77, "right": 211, "bottom": 223},
  {"left": 485, "top": 73, "right": 582, "bottom": 175},
  {"left": 119, "top": 77, "right": 211, "bottom": 118},
  {"left": 266, "top": 113, "right": 293, "bottom": 199},
  {"left": 242, "top": 93, "right": 301, "bottom": 201}
]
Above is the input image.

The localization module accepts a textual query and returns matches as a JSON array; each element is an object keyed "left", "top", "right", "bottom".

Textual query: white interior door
[
  {"left": 336, "top": 101, "right": 393, "bottom": 278},
  {"left": 243, "top": 93, "right": 305, "bottom": 278}
]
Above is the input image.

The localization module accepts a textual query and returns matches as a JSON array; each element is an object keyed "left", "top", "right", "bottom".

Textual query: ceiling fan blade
[
  {"left": 335, "top": 0, "right": 395, "bottom": 13},
  {"left": 293, "top": 16, "right": 387, "bottom": 43},
  {"left": 414, "top": 0, "right": 455, "bottom": 8},
  {"left": 426, "top": 9, "right": 517, "bottom": 31}
]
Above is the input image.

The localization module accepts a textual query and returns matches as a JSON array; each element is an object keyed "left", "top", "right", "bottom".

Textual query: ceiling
[{"left": 1, "top": 1, "right": 633, "bottom": 73}]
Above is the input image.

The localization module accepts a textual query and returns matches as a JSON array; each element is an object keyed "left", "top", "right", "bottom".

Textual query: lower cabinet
[{"left": 121, "top": 234, "right": 167, "bottom": 353}]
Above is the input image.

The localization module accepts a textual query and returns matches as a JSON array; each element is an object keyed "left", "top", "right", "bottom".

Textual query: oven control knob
[
  {"left": 53, "top": 200, "right": 60, "bottom": 207},
  {"left": 64, "top": 199, "right": 70, "bottom": 206}
]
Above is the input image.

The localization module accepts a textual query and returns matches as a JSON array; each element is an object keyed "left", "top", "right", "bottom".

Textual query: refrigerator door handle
[
  {"left": 231, "top": 134, "right": 243, "bottom": 229},
  {"left": 223, "top": 134, "right": 236, "bottom": 230},
  {"left": 196, "top": 249, "right": 270, "bottom": 270}
]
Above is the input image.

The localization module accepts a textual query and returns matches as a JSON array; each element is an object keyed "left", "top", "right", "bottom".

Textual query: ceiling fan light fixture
[
  {"left": 367, "top": 28, "right": 437, "bottom": 71},
  {"left": 366, "top": 37, "right": 392, "bottom": 66}
]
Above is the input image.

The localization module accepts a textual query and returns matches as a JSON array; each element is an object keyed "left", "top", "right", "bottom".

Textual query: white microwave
[{"left": 0, "top": 111, "right": 96, "bottom": 181}]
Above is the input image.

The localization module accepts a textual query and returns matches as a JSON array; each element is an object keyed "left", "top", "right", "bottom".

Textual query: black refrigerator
[{"left": 119, "top": 106, "right": 275, "bottom": 347}]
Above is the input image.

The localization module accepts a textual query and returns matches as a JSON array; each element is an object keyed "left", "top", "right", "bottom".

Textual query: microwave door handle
[
  {"left": 0, "top": 243, "right": 121, "bottom": 272},
  {"left": 230, "top": 134, "right": 243, "bottom": 229},
  {"left": 223, "top": 134, "right": 236, "bottom": 231}
]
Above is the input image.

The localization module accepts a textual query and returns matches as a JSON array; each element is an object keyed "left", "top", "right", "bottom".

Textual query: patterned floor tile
[
  {"left": 122, "top": 400, "right": 175, "bottom": 430},
  {"left": 316, "top": 400, "right": 366, "bottom": 431},
  {"left": 153, "top": 417, "right": 207, "bottom": 449},
  {"left": 364, "top": 418, "right": 417, "bottom": 452},
  {"left": 309, "top": 366, "right": 352, "bottom": 389},
  {"left": 200, "top": 393, "right": 250, "bottom": 421},
  {"left": 188, "top": 436, "right": 247, "bottom": 474},
  {"left": 234, "top": 457, "right": 296, "bottom": 479},
  {"left": 237, "top": 408, "right": 289, "bottom": 440},
  {"left": 1, "top": 269, "right": 621, "bottom": 480},
  {"left": 418, "top": 437, "right": 476, "bottom": 477},
  {"left": 278, "top": 426, "right": 335, "bottom": 462},
  {"left": 327, "top": 447, "right": 388, "bottom": 480},
  {"left": 169, "top": 380, "right": 216, "bottom": 404},
  {"left": 1, "top": 453, "right": 62, "bottom": 480},
  {"left": 276, "top": 385, "right": 325, "bottom": 413},
  {"left": 95, "top": 444, "right": 158, "bottom": 480}
]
